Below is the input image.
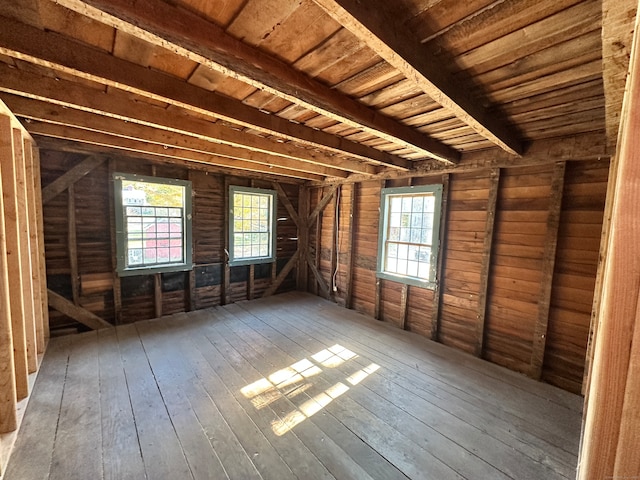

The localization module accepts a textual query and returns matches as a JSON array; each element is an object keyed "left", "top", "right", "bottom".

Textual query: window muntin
[
  {"left": 377, "top": 185, "right": 442, "bottom": 288},
  {"left": 229, "top": 186, "right": 276, "bottom": 266},
  {"left": 114, "top": 173, "right": 192, "bottom": 276}
]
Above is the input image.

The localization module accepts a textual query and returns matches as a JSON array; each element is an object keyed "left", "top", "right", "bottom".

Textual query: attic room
[{"left": 0, "top": 0, "right": 638, "bottom": 478}]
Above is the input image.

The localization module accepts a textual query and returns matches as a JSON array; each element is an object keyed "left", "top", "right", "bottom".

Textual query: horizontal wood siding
[
  {"left": 40, "top": 150, "right": 299, "bottom": 331},
  {"left": 314, "top": 160, "right": 609, "bottom": 394}
]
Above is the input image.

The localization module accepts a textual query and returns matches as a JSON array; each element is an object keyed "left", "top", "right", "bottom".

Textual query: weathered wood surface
[{"left": 5, "top": 292, "right": 581, "bottom": 480}]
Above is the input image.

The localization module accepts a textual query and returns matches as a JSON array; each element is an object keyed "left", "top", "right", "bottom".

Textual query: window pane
[
  {"left": 398, "top": 244, "right": 409, "bottom": 259},
  {"left": 386, "top": 257, "right": 397, "bottom": 273},
  {"left": 390, "top": 197, "right": 402, "bottom": 213},
  {"left": 407, "top": 261, "right": 418, "bottom": 277}
]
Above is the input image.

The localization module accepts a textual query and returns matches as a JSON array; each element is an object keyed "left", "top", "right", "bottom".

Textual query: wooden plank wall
[
  {"left": 40, "top": 150, "right": 299, "bottom": 331},
  {"left": 0, "top": 101, "right": 48, "bottom": 474},
  {"left": 311, "top": 160, "right": 609, "bottom": 394}
]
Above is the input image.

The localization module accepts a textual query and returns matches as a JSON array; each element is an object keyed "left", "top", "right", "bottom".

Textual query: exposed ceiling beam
[
  {"left": 2, "top": 93, "right": 350, "bottom": 179},
  {"left": 0, "top": 63, "right": 376, "bottom": 175},
  {"left": 52, "top": 0, "right": 460, "bottom": 164},
  {"left": 312, "top": 0, "right": 523, "bottom": 156},
  {"left": 27, "top": 121, "right": 325, "bottom": 181},
  {"left": 0, "top": 15, "right": 411, "bottom": 170}
]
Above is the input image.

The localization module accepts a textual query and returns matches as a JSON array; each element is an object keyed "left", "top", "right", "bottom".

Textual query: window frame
[
  {"left": 114, "top": 172, "right": 193, "bottom": 277},
  {"left": 376, "top": 184, "right": 443, "bottom": 289},
  {"left": 228, "top": 185, "right": 277, "bottom": 267}
]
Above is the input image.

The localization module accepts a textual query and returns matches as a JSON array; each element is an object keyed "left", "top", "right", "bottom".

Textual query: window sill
[
  {"left": 376, "top": 271, "right": 437, "bottom": 289},
  {"left": 117, "top": 262, "right": 194, "bottom": 277}
]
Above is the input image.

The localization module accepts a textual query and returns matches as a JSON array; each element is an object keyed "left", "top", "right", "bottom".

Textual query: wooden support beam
[
  {"left": 313, "top": 0, "right": 522, "bottom": 156},
  {"left": 107, "top": 159, "right": 122, "bottom": 324},
  {"left": 68, "top": 184, "right": 80, "bottom": 305},
  {"left": 187, "top": 170, "right": 196, "bottom": 312},
  {"left": 474, "top": 168, "right": 500, "bottom": 357},
  {"left": 30, "top": 122, "right": 323, "bottom": 182},
  {"left": 41, "top": 154, "right": 106, "bottom": 204},
  {"left": 309, "top": 185, "right": 339, "bottom": 225},
  {"left": 54, "top": 0, "right": 459, "bottom": 164},
  {"left": 47, "top": 290, "right": 112, "bottom": 330},
  {"left": 222, "top": 176, "right": 230, "bottom": 305},
  {"left": 399, "top": 284, "right": 409, "bottom": 330},
  {"left": 306, "top": 252, "right": 331, "bottom": 299},
  {"left": 154, "top": 274, "right": 162, "bottom": 318},
  {"left": 297, "top": 186, "right": 310, "bottom": 291},
  {"left": 31, "top": 148, "right": 49, "bottom": 340},
  {"left": 272, "top": 182, "right": 300, "bottom": 228},
  {"left": 0, "top": 114, "right": 27, "bottom": 402},
  {"left": 13, "top": 129, "right": 36, "bottom": 374},
  {"left": 374, "top": 279, "right": 382, "bottom": 321},
  {"left": 329, "top": 186, "right": 339, "bottom": 300},
  {"left": 344, "top": 183, "right": 357, "bottom": 309},
  {"left": 430, "top": 173, "right": 450, "bottom": 341},
  {"left": 4, "top": 94, "right": 350, "bottom": 179},
  {"left": 0, "top": 64, "right": 375, "bottom": 175},
  {"left": 23, "top": 139, "right": 45, "bottom": 354},
  {"left": 578, "top": 3, "right": 640, "bottom": 474},
  {"left": 0, "top": 15, "right": 410, "bottom": 169},
  {"left": 262, "top": 250, "right": 300, "bottom": 298},
  {"left": 530, "top": 161, "right": 566, "bottom": 379},
  {"left": 248, "top": 180, "right": 256, "bottom": 301}
]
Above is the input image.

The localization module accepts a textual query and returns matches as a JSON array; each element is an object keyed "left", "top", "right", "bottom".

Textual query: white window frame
[
  {"left": 114, "top": 173, "right": 193, "bottom": 277},
  {"left": 229, "top": 185, "right": 277, "bottom": 266},
  {"left": 376, "top": 184, "right": 443, "bottom": 289}
]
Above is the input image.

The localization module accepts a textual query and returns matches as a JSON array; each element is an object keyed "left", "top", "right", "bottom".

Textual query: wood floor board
[
  {"left": 4, "top": 292, "right": 581, "bottom": 480},
  {"left": 231, "top": 300, "right": 572, "bottom": 479}
]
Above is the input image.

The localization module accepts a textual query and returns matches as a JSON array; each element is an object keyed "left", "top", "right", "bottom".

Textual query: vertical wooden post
[
  {"left": 329, "top": 186, "right": 339, "bottom": 299},
  {"left": 154, "top": 273, "right": 162, "bottom": 318},
  {"left": 23, "top": 139, "right": 45, "bottom": 354},
  {"left": 312, "top": 187, "right": 322, "bottom": 296},
  {"left": 0, "top": 115, "right": 26, "bottom": 402},
  {"left": 186, "top": 170, "right": 196, "bottom": 311},
  {"left": 296, "top": 185, "right": 310, "bottom": 292},
  {"left": 399, "top": 284, "right": 409, "bottom": 330},
  {"left": 474, "top": 168, "right": 500, "bottom": 357},
  {"left": 0, "top": 116, "right": 17, "bottom": 434},
  {"left": 13, "top": 129, "right": 36, "bottom": 374},
  {"left": 430, "top": 173, "right": 450, "bottom": 341},
  {"left": 530, "top": 161, "right": 565, "bottom": 379},
  {"left": 344, "top": 183, "right": 357, "bottom": 309},
  {"left": 247, "top": 180, "right": 256, "bottom": 301},
  {"left": 222, "top": 176, "right": 230, "bottom": 305},
  {"left": 31, "top": 148, "right": 49, "bottom": 340},
  {"left": 108, "top": 159, "right": 122, "bottom": 324},
  {"left": 578, "top": 2, "right": 640, "bottom": 475},
  {"left": 68, "top": 184, "right": 80, "bottom": 305}
]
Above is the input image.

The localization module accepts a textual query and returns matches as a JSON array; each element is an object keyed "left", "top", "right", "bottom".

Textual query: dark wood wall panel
[
  {"left": 312, "top": 160, "right": 609, "bottom": 394},
  {"left": 41, "top": 150, "right": 299, "bottom": 332}
]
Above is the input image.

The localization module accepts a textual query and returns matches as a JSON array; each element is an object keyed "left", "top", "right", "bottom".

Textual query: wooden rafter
[
  {"left": 53, "top": 0, "right": 460, "bottom": 164},
  {"left": 3, "top": 94, "right": 349, "bottom": 178},
  {"left": 312, "top": 0, "right": 522, "bottom": 156},
  {"left": 41, "top": 154, "right": 106, "bottom": 204},
  {"left": 29, "top": 122, "right": 324, "bottom": 181},
  {"left": 0, "top": 15, "right": 410, "bottom": 170},
  {"left": 0, "top": 64, "right": 375, "bottom": 175}
]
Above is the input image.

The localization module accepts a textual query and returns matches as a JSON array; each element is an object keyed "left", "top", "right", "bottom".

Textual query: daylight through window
[
  {"left": 377, "top": 185, "right": 443, "bottom": 288},
  {"left": 114, "top": 173, "right": 192, "bottom": 276},
  {"left": 229, "top": 186, "right": 276, "bottom": 266}
]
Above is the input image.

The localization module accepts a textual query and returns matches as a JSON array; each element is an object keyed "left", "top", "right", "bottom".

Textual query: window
[
  {"left": 229, "top": 186, "right": 277, "bottom": 266},
  {"left": 114, "top": 173, "right": 192, "bottom": 276},
  {"left": 377, "top": 185, "right": 443, "bottom": 288}
]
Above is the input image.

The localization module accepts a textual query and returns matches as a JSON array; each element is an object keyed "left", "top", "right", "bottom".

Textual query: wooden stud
[
  {"left": 187, "top": 170, "right": 196, "bottom": 312},
  {"left": 12, "top": 128, "right": 36, "bottom": 374},
  {"left": 474, "top": 168, "right": 500, "bottom": 357},
  {"left": 47, "top": 290, "right": 112, "bottom": 330},
  {"left": 430, "top": 173, "right": 450, "bottom": 341},
  {"left": 41, "top": 154, "right": 107, "bottom": 204},
  {"left": 0, "top": 115, "right": 27, "bottom": 402},
  {"left": 31, "top": 148, "right": 49, "bottom": 340},
  {"left": 107, "top": 159, "right": 122, "bottom": 324},
  {"left": 399, "top": 284, "right": 409, "bottom": 330},
  {"left": 296, "top": 186, "right": 310, "bottom": 292},
  {"left": 530, "top": 161, "right": 566, "bottom": 379},
  {"left": 374, "top": 180, "right": 385, "bottom": 321},
  {"left": 263, "top": 250, "right": 300, "bottom": 298},
  {"left": 68, "top": 184, "right": 80, "bottom": 305},
  {"left": 248, "top": 180, "right": 255, "bottom": 301},
  {"left": 329, "top": 186, "right": 339, "bottom": 300},
  {"left": 312, "top": 188, "right": 322, "bottom": 297},
  {"left": 23, "top": 138, "right": 45, "bottom": 354},
  {"left": 344, "top": 183, "right": 357, "bottom": 309},
  {"left": 222, "top": 176, "right": 230, "bottom": 305},
  {"left": 154, "top": 273, "right": 162, "bottom": 318}
]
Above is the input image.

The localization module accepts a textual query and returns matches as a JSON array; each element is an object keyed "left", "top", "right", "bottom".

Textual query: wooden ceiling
[{"left": 0, "top": 0, "right": 634, "bottom": 183}]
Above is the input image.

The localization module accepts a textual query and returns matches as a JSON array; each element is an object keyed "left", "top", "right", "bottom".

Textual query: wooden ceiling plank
[
  {"left": 0, "top": 15, "right": 409, "bottom": 170},
  {"left": 51, "top": 0, "right": 459, "bottom": 163},
  {"left": 29, "top": 122, "right": 324, "bottom": 181},
  {"left": 0, "top": 64, "right": 373, "bottom": 174},
  {"left": 4, "top": 94, "right": 345, "bottom": 178},
  {"left": 312, "top": 0, "right": 523, "bottom": 156}
]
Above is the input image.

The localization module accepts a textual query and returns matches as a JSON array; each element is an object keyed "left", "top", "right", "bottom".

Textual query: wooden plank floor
[{"left": 4, "top": 292, "right": 583, "bottom": 480}]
